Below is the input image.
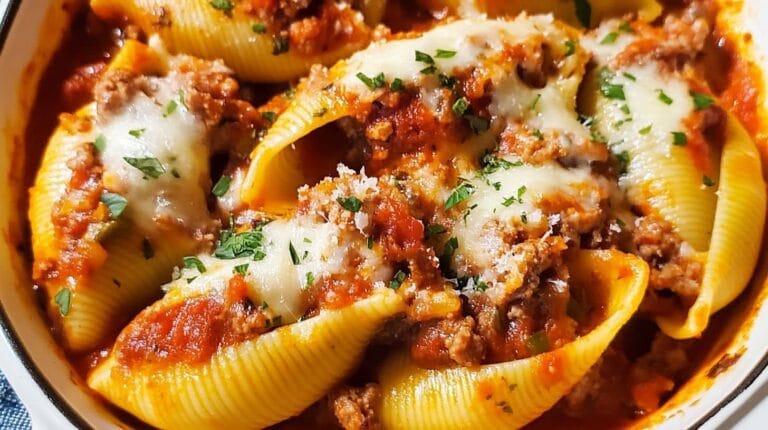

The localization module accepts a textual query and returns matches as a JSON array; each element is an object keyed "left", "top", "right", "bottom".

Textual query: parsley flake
[
  {"left": 564, "top": 40, "right": 576, "bottom": 56},
  {"left": 129, "top": 128, "right": 146, "bottom": 139},
  {"left": 452, "top": 97, "right": 470, "bottom": 116},
  {"left": 639, "top": 125, "right": 653, "bottom": 135},
  {"left": 599, "top": 67, "right": 625, "bottom": 100},
  {"left": 163, "top": 99, "right": 178, "bottom": 117},
  {"left": 124, "top": 157, "right": 165, "bottom": 179},
  {"left": 389, "top": 270, "right": 406, "bottom": 290},
  {"left": 54, "top": 288, "right": 71, "bottom": 316},
  {"left": 251, "top": 23, "right": 266, "bottom": 33},
  {"left": 212, "top": 175, "right": 232, "bottom": 197},
  {"left": 183, "top": 256, "right": 207, "bottom": 273},
  {"left": 233, "top": 263, "right": 249, "bottom": 276},
  {"left": 337, "top": 196, "right": 363, "bottom": 212},
  {"left": 426, "top": 224, "right": 447, "bottom": 238},
  {"left": 672, "top": 131, "right": 688, "bottom": 146},
  {"left": 442, "top": 237, "right": 459, "bottom": 258},
  {"left": 289, "top": 241, "right": 300, "bottom": 265},
  {"left": 445, "top": 182, "right": 475, "bottom": 210},
  {"left": 356, "top": 72, "right": 385, "bottom": 90},
  {"left": 657, "top": 89, "right": 674, "bottom": 105},
  {"left": 703, "top": 175, "right": 716, "bottom": 187},
  {"left": 93, "top": 134, "right": 106, "bottom": 153},
  {"left": 210, "top": 0, "right": 234, "bottom": 14},
  {"left": 100, "top": 191, "right": 127, "bottom": 219},
  {"left": 390, "top": 78, "right": 404, "bottom": 91},
  {"left": 262, "top": 111, "right": 277, "bottom": 123},
  {"left": 600, "top": 32, "right": 619, "bottom": 44},
  {"left": 305, "top": 271, "right": 315, "bottom": 287},
  {"left": 435, "top": 49, "right": 457, "bottom": 58},
  {"left": 691, "top": 91, "right": 715, "bottom": 110},
  {"left": 622, "top": 72, "right": 637, "bottom": 81},
  {"left": 415, "top": 50, "right": 434, "bottom": 65},
  {"left": 215, "top": 225, "right": 267, "bottom": 261}
]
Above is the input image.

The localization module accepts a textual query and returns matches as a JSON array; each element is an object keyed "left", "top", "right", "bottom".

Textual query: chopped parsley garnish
[
  {"left": 415, "top": 50, "right": 434, "bottom": 65},
  {"left": 497, "top": 401, "right": 513, "bottom": 414},
  {"left": 691, "top": 91, "right": 715, "bottom": 110},
  {"left": 123, "top": 156, "right": 165, "bottom": 179},
  {"left": 183, "top": 256, "right": 207, "bottom": 273},
  {"left": 171, "top": 168, "right": 180, "bottom": 178},
  {"left": 289, "top": 241, "right": 300, "bottom": 265},
  {"left": 54, "top": 288, "right": 71, "bottom": 316},
  {"left": 622, "top": 72, "right": 637, "bottom": 81},
  {"left": 305, "top": 271, "right": 315, "bottom": 287},
  {"left": 703, "top": 175, "right": 716, "bottom": 187},
  {"left": 616, "top": 150, "right": 630, "bottom": 174},
  {"left": 445, "top": 182, "right": 475, "bottom": 210},
  {"left": 526, "top": 330, "right": 550, "bottom": 355},
  {"left": 639, "top": 125, "right": 653, "bottom": 135},
  {"left": 435, "top": 49, "right": 457, "bottom": 58},
  {"left": 313, "top": 107, "right": 328, "bottom": 117},
  {"left": 266, "top": 315, "right": 283, "bottom": 328},
  {"left": 657, "top": 89, "right": 674, "bottom": 105},
  {"left": 532, "top": 129, "right": 543, "bottom": 140},
  {"left": 271, "top": 35, "right": 289, "bottom": 55},
  {"left": 452, "top": 97, "right": 470, "bottom": 116},
  {"left": 262, "top": 111, "right": 277, "bottom": 123},
  {"left": 620, "top": 104, "right": 631, "bottom": 115},
  {"left": 442, "top": 237, "right": 459, "bottom": 258},
  {"left": 233, "top": 263, "right": 249, "bottom": 276},
  {"left": 367, "top": 236, "right": 374, "bottom": 249},
  {"left": 521, "top": 211, "right": 528, "bottom": 224},
  {"left": 93, "top": 134, "right": 106, "bottom": 153},
  {"left": 129, "top": 128, "right": 146, "bottom": 139},
  {"left": 100, "top": 191, "right": 127, "bottom": 219},
  {"left": 530, "top": 93, "right": 542, "bottom": 111},
  {"left": 564, "top": 40, "right": 576, "bottom": 56},
  {"left": 481, "top": 152, "right": 522, "bottom": 176},
  {"left": 465, "top": 115, "right": 490, "bottom": 134},
  {"left": 619, "top": 21, "right": 634, "bottom": 33},
  {"left": 163, "top": 99, "right": 178, "bottom": 117},
  {"left": 426, "top": 223, "right": 447, "bottom": 238},
  {"left": 574, "top": 0, "right": 592, "bottom": 27},
  {"left": 337, "top": 196, "right": 363, "bottom": 212},
  {"left": 598, "top": 67, "right": 625, "bottom": 100},
  {"left": 672, "top": 131, "right": 688, "bottom": 146},
  {"left": 356, "top": 72, "right": 385, "bottom": 90},
  {"left": 215, "top": 225, "right": 267, "bottom": 261},
  {"left": 212, "top": 175, "right": 231, "bottom": 197},
  {"left": 142, "top": 238, "right": 154, "bottom": 260},
  {"left": 251, "top": 23, "right": 266, "bottom": 33},
  {"left": 210, "top": 0, "right": 234, "bottom": 15},
  {"left": 390, "top": 78, "right": 404, "bottom": 91},
  {"left": 389, "top": 270, "right": 406, "bottom": 290},
  {"left": 502, "top": 186, "right": 527, "bottom": 207},
  {"left": 420, "top": 65, "right": 437, "bottom": 75},
  {"left": 600, "top": 32, "right": 618, "bottom": 44}
]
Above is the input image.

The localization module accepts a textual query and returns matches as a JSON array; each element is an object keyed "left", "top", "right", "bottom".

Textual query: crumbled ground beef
[
  {"left": 633, "top": 215, "right": 703, "bottom": 314},
  {"left": 410, "top": 316, "right": 485, "bottom": 367},
  {"left": 329, "top": 384, "right": 382, "bottom": 430}
]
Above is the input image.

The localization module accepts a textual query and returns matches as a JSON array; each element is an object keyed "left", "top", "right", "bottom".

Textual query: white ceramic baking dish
[{"left": 1, "top": 0, "right": 767, "bottom": 428}]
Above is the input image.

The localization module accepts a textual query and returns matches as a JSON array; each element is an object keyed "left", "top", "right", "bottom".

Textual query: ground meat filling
[
  {"left": 115, "top": 275, "right": 271, "bottom": 368},
  {"left": 633, "top": 215, "right": 703, "bottom": 316},
  {"left": 33, "top": 115, "right": 109, "bottom": 284},
  {"left": 329, "top": 384, "right": 382, "bottom": 430}
]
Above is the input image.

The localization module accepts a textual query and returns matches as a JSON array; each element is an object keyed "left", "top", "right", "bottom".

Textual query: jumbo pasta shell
[
  {"left": 29, "top": 104, "right": 196, "bottom": 351},
  {"left": 90, "top": 0, "right": 374, "bottom": 83},
  {"left": 656, "top": 115, "right": 767, "bottom": 338},
  {"left": 378, "top": 249, "right": 648, "bottom": 429},
  {"left": 241, "top": 87, "right": 350, "bottom": 210},
  {"left": 88, "top": 288, "right": 405, "bottom": 429}
]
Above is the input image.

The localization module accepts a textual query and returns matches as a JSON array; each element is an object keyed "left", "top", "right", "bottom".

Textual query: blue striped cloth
[{"left": 0, "top": 372, "right": 31, "bottom": 429}]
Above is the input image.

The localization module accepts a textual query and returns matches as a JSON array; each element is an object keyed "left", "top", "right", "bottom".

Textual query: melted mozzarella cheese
[
  {"left": 339, "top": 16, "right": 592, "bottom": 152},
  {"left": 177, "top": 218, "right": 391, "bottom": 324},
  {"left": 98, "top": 82, "right": 210, "bottom": 235},
  {"left": 453, "top": 162, "right": 603, "bottom": 285}
]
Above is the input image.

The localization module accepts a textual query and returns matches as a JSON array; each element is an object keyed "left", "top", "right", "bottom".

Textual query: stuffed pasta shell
[
  {"left": 89, "top": 168, "right": 405, "bottom": 428},
  {"left": 90, "top": 0, "right": 386, "bottom": 83},
  {"left": 581, "top": 17, "right": 766, "bottom": 338},
  {"left": 29, "top": 40, "right": 264, "bottom": 351}
]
